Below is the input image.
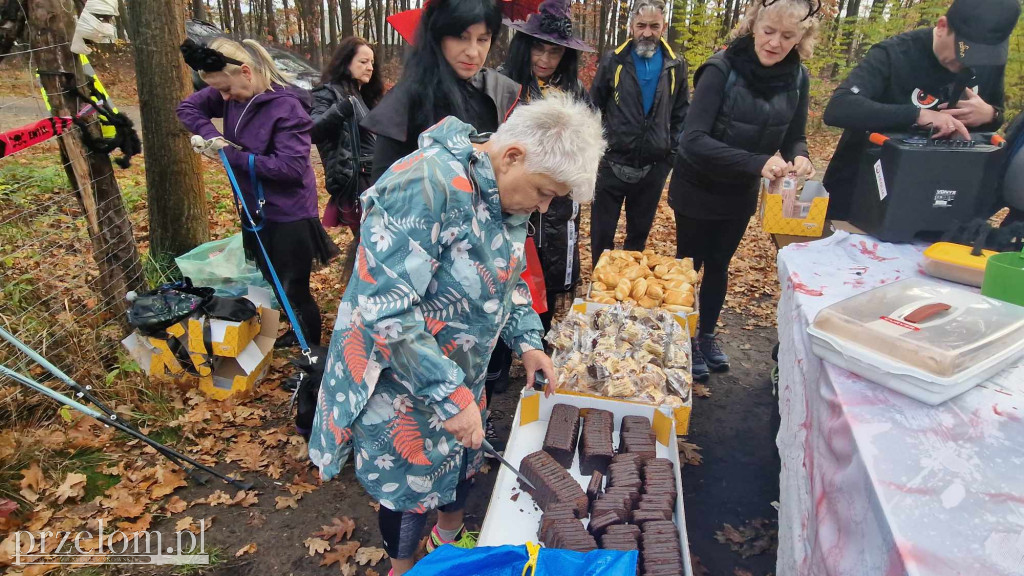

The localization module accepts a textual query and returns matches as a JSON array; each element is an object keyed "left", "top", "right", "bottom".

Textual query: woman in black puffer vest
[
  {"left": 669, "top": 0, "right": 819, "bottom": 382},
  {"left": 311, "top": 37, "right": 383, "bottom": 282}
]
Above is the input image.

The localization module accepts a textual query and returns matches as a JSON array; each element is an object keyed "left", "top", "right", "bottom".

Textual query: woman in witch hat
[{"left": 484, "top": 0, "right": 595, "bottom": 396}]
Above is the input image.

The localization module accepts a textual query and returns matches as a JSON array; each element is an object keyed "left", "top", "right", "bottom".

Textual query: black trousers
[
  {"left": 674, "top": 212, "right": 750, "bottom": 336},
  {"left": 242, "top": 220, "right": 333, "bottom": 346},
  {"left": 590, "top": 160, "right": 672, "bottom": 265}
]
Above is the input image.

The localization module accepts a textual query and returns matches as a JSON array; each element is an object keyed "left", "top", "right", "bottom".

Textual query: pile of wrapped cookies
[
  {"left": 518, "top": 407, "right": 686, "bottom": 575},
  {"left": 547, "top": 305, "right": 691, "bottom": 406},
  {"left": 589, "top": 249, "right": 698, "bottom": 313}
]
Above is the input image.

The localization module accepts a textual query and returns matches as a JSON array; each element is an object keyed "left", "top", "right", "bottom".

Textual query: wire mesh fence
[{"left": 1, "top": 37, "right": 147, "bottom": 424}]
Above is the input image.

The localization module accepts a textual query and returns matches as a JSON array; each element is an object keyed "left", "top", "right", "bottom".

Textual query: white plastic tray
[
  {"left": 478, "top": 390, "right": 693, "bottom": 576},
  {"left": 809, "top": 329, "right": 1024, "bottom": 405}
]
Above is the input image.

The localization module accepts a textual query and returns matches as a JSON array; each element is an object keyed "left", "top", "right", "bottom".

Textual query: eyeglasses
[
  {"left": 762, "top": 0, "right": 821, "bottom": 21},
  {"left": 531, "top": 43, "right": 567, "bottom": 59}
]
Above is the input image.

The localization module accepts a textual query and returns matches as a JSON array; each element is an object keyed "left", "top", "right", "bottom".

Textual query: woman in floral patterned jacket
[{"left": 310, "top": 93, "right": 605, "bottom": 575}]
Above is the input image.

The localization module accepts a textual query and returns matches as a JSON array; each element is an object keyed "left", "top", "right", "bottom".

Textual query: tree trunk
[
  {"left": 327, "top": 0, "right": 338, "bottom": 48},
  {"left": 374, "top": 0, "right": 382, "bottom": 50},
  {"left": 220, "top": 0, "right": 232, "bottom": 30},
  {"left": 192, "top": 0, "right": 206, "bottom": 20},
  {"left": 597, "top": 0, "right": 608, "bottom": 55},
  {"left": 282, "top": 0, "right": 292, "bottom": 44},
  {"left": 843, "top": 0, "right": 863, "bottom": 63},
  {"left": 26, "top": 0, "right": 145, "bottom": 323},
  {"left": 266, "top": 0, "right": 278, "bottom": 42},
  {"left": 127, "top": 0, "right": 211, "bottom": 262},
  {"left": 233, "top": 0, "right": 245, "bottom": 35},
  {"left": 341, "top": 0, "right": 353, "bottom": 38}
]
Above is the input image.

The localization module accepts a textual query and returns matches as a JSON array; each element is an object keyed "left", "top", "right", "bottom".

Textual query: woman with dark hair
[
  {"left": 362, "top": 0, "right": 523, "bottom": 453},
  {"left": 361, "top": 0, "right": 521, "bottom": 182},
  {"left": 486, "top": 0, "right": 593, "bottom": 396},
  {"left": 311, "top": 37, "right": 383, "bottom": 282}
]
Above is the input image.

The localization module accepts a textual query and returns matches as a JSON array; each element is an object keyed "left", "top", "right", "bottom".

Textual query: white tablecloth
[{"left": 776, "top": 231, "right": 1024, "bottom": 576}]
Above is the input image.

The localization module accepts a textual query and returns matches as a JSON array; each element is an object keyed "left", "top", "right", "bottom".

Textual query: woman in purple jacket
[{"left": 178, "top": 38, "right": 338, "bottom": 347}]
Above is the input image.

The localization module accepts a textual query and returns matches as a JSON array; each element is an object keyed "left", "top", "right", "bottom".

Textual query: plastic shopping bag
[
  {"left": 523, "top": 237, "right": 548, "bottom": 315},
  {"left": 174, "top": 234, "right": 276, "bottom": 302},
  {"left": 406, "top": 544, "right": 638, "bottom": 576}
]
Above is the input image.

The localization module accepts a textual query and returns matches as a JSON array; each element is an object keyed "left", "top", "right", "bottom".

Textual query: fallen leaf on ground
[
  {"left": 175, "top": 516, "right": 195, "bottom": 532},
  {"left": 341, "top": 563, "right": 358, "bottom": 576},
  {"left": 304, "top": 537, "right": 331, "bottom": 556},
  {"left": 164, "top": 496, "right": 188, "bottom": 514},
  {"left": 247, "top": 510, "right": 267, "bottom": 527},
  {"left": 368, "top": 501, "right": 380, "bottom": 512},
  {"left": 693, "top": 383, "right": 712, "bottom": 398},
  {"left": 315, "top": 516, "right": 356, "bottom": 543},
  {"left": 367, "top": 570, "right": 380, "bottom": 576},
  {"left": 354, "top": 546, "right": 387, "bottom": 566},
  {"left": 0, "top": 499, "right": 18, "bottom": 519},
  {"left": 691, "top": 554, "right": 711, "bottom": 576},
  {"left": 200, "top": 490, "right": 234, "bottom": 506},
  {"left": 20, "top": 463, "right": 47, "bottom": 492},
  {"left": 714, "top": 518, "right": 778, "bottom": 558},
  {"left": 320, "top": 540, "right": 360, "bottom": 566},
  {"left": 54, "top": 473, "right": 87, "bottom": 504},
  {"left": 151, "top": 466, "right": 187, "bottom": 499},
  {"left": 117, "top": 514, "right": 152, "bottom": 533},
  {"left": 275, "top": 495, "right": 300, "bottom": 510},
  {"left": 235, "top": 543, "right": 258, "bottom": 557},
  {"left": 679, "top": 441, "right": 703, "bottom": 466},
  {"left": 231, "top": 490, "right": 259, "bottom": 507}
]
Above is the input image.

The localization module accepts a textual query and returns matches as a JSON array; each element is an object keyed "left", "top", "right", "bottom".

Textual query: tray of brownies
[{"left": 478, "top": 390, "right": 692, "bottom": 576}]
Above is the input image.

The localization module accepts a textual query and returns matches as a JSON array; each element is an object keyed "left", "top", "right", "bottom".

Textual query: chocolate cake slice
[
  {"left": 579, "top": 409, "right": 614, "bottom": 475},
  {"left": 587, "top": 511, "right": 621, "bottom": 537},
  {"left": 519, "top": 450, "right": 589, "bottom": 518},
  {"left": 543, "top": 404, "right": 581, "bottom": 468},
  {"left": 586, "top": 470, "right": 604, "bottom": 503},
  {"left": 621, "top": 415, "right": 651, "bottom": 434}
]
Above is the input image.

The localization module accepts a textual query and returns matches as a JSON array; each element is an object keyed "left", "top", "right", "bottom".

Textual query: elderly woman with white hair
[
  {"left": 310, "top": 92, "right": 605, "bottom": 575},
  {"left": 669, "top": 0, "right": 819, "bottom": 382}
]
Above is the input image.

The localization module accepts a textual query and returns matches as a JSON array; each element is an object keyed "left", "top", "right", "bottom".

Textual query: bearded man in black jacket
[
  {"left": 589, "top": 0, "right": 689, "bottom": 264},
  {"left": 822, "top": 0, "right": 1020, "bottom": 221}
]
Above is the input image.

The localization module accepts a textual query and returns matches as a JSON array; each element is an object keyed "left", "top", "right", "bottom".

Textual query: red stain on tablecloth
[
  {"left": 855, "top": 240, "right": 897, "bottom": 262},
  {"left": 790, "top": 272, "right": 825, "bottom": 297}
]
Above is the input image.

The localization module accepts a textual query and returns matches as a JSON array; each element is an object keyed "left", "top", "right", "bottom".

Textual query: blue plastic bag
[{"left": 406, "top": 544, "right": 638, "bottom": 576}]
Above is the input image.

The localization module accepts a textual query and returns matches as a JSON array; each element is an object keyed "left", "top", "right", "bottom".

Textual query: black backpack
[{"left": 127, "top": 279, "right": 214, "bottom": 336}]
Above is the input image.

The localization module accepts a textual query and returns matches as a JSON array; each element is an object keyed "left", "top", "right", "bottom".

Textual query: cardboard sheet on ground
[{"left": 479, "top": 390, "right": 693, "bottom": 576}]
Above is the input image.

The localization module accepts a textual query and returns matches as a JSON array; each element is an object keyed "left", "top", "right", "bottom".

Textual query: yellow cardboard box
[
  {"left": 205, "top": 313, "right": 262, "bottom": 357},
  {"left": 760, "top": 178, "right": 829, "bottom": 237},
  {"left": 199, "top": 306, "right": 279, "bottom": 401}
]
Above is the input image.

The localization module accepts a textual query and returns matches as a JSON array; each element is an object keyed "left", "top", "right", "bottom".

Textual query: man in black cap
[{"left": 822, "top": 0, "right": 1021, "bottom": 221}]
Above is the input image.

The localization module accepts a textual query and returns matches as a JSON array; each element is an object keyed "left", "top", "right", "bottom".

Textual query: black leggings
[
  {"left": 673, "top": 212, "right": 750, "bottom": 336},
  {"left": 377, "top": 457, "right": 472, "bottom": 559},
  {"left": 242, "top": 220, "right": 327, "bottom": 346}
]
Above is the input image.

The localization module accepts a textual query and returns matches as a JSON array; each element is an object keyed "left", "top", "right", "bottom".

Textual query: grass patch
[
  {"left": 142, "top": 250, "right": 183, "bottom": 289},
  {"left": 173, "top": 545, "right": 226, "bottom": 575}
]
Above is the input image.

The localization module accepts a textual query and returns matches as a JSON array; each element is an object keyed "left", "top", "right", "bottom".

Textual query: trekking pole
[
  {"left": 0, "top": 364, "right": 253, "bottom": 491},
  {"left": 0, "top": 326, "right": 209, "bottom": 485}
]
